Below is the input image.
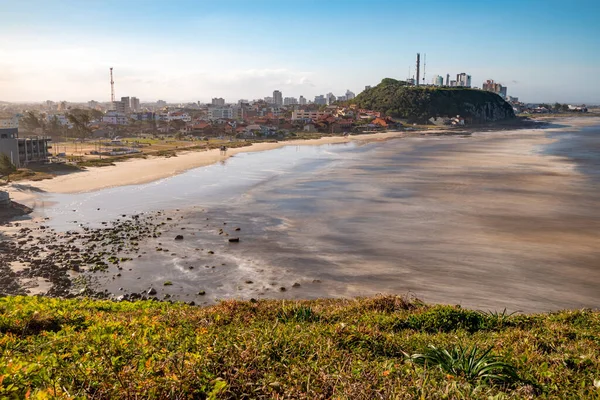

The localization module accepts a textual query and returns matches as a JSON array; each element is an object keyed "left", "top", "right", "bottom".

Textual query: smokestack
[{"left": 416, "top": 53, "right": 420, "bottom": 87}]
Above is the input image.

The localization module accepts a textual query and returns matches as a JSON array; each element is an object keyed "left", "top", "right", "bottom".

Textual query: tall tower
[
  {"left": 446, "top": 74, "right": 450, "bottom": 86},
  {"left": 415, "top": 53, "right": 420, "bottom": 87},
  {"left": 110, "top": 67, "right": 115, "bottom": 103}
]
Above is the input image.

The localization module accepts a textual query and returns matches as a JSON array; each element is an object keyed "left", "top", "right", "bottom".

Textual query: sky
[{"left": 1, "top": 0, "right": 599, "bottom": 104}]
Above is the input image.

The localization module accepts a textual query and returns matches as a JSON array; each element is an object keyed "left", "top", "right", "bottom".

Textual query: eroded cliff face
[{"left": 461, "top": 98, "right": 515, "bottom": 123}]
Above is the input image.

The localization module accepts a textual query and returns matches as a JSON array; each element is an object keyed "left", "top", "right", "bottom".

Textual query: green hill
[
  {"left": 352, "top": 78, "right": 515, "bottom": 123},
  {"left": 1, "top": 295, "right": 598, "bottom": 398}
]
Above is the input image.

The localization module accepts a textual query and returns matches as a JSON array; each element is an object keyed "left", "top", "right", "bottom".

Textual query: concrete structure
[
  {"left": 456, "top": 73, "right": 472, "bottom": 88},
  {"left": 326, "top": 92, "right": 336, "bottom": 105},
  {"left": 114, "top": 97, "right": 130, "bottom": 114},
  {"left": 291, "top": 110, "right": 331, "bottom": 121},
  {"left": 0, "top": 121, "right": 50, "bottom": 168},
  {"left": 102, "top": 111, "right": 129, "bottom": 125},
  {"left": 364, "top": 85, "right": 372, "bottom": 91},
  {"left": 130, "top": 97, "right": 140, "bottom": 112},
  {"left": 208, "top": 107, "right": 243, "bottom": 120},
  {"left": 314, "top": 95, "right": 327, "bottom": 105},
  {"left": 433, "top": 75, "right": 444, "bottom": 86},
  {"left": 415, "top": 53, "right": 420, "bottom": 87},
  {"left": 88, "top": 100, "right": 99, "bottom": 109},
  {"left": 264, "top": 96, "right": 273, "bottom": 104},
  {"left": 156, "top": 100, "right": 167, "bottom": 107},
  {"left": 272, "top": 90, "right": 283, "bottom": 106},
  {"left": 299, "top": 95, "right": 307, "bottom": 105},
  {"left": 446, "top": 74, "right": 450, "bottom": 86},
  {"left": 345, "top": 90, "right": 356, "bottom": 100},
  {"left": 283, "top": 97, "right": 298, "bottom": 105},
  {"left": 211, "top": 98, "right": 225, "bottom": 106}
]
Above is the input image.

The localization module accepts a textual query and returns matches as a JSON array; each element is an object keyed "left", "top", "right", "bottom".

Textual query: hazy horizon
[{"left": 1, "top": 0, "right": 599, "bottom": 105}]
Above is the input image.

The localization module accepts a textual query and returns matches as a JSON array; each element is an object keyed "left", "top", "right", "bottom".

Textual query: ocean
[{"left": 33, "top": 120, "right": 600, "bottom": 312}]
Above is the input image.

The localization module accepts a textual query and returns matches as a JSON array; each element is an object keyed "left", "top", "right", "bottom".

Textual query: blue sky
[{"left": 1, "top": 0, "right": 599, "bottom": 103}]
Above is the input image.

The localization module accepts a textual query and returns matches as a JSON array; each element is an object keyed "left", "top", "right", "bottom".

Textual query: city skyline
[{"left": 1, "top": 0, "right": 599, "bottom": 104}]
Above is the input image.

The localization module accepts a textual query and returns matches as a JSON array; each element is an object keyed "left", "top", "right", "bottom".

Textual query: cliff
[{"left": 351, "top": 78, "right": 515, "bottom": 123}]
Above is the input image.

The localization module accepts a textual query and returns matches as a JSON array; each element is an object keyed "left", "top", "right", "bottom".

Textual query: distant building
[
  {"left": 291, "top": 110, "right": 331, "bottom": 121},
  {"left": 299, "top": 95, "right": 307, "bottom": 105},
  {"left": 273, "top": 90, "right": 283, "bottom": 106},
  {"left": 314, "top": 95, "right": 327, "bottom": 105},
  {"left": 211, "top": 98, "right": 225, "bottom": 106},
  {"left": 433, "top": 75, "right": 444, "bottom": 86},
  {"left": 364, "top": 85, "right": 372, "bottom": 91},
  {"left": 156, "top": 100, "right": 167, "bottom": 107},
  {"left": 130, "top": 97, "right": 140, "bottom": 112},
  {"left": 445, "top": 74, "right": 450, "bottom": 86},
  {"left": 345, "top": 90, "right": 355, "bottom": 100},
  {"left": 88, "top": 100, "right": 99, "bottom": 109},
  {"left": 114, "top": 97, "right": 130, "bottom": 114},
  {"left": 326, "top": 92, "right": 336, "bottom": 105},
  {"left": 264, "top": 96, "right": 273, "bottom": 104},
  {"left": 482, "top": 80, "right": 507, "bottom": 99},
  {"left": 283, "top": 97, "right": 298, "bottom": 105},
  {"left": 208, "top": 106, "right": 244, "bottom": 120},
  {"left": 456, "top": 73, "right": 472, "bottom": 88}
]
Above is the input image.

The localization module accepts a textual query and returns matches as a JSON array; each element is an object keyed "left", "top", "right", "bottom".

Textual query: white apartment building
[
  {"left": 456, "top": 73, "right": 472, "bottom": 88},
  {"left": 299, "top": 96, "right": 307, "bottom": 105},
  {"left": 314, "top": 95, "right": 327, "bottom": 105},
  {"left": 291, "top": 110, "right": 331, "bottom": 121},
  {"left": 345, "top": 90, "right": 355, "bottom": 100},
  {"left": 212, "top": 98, "right": 226, "bottom": 106},
  {"left": 102, "top": 111, "right": 129, "bottom": 125},
  {"left": 208, "top": 107, "right": 243, "bottom": 120},
  {"left": 283, "top": 97, "right": 298, "bottom": 105}
]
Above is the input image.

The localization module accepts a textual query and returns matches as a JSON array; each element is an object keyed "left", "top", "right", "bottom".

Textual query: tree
[
  {"left": 21, "top": 111, "right": 43, "bottom": 133},
  {"left": 0, "top": 153, "right": 17, "bottom": 183}
]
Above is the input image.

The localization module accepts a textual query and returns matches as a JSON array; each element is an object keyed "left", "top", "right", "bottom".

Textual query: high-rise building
[
  {"left": 299, "top": 95, "right": 307, "bottom": 105},
  {"left": 345, "top": 90, "right": 355, "bottom": 100},
  {"left": 130, "top": 97, "right": 140, "bottom": 112},
  {"left": 156, "top": 100, "right": 167, "bottom": 107},
  {"left": 314, "top": 95, "right": 326, "bottom": 105},
  {"left": 283, "top": 97, "right": 298, "bottom": 105},
  {"left": 211, "top": 98, "right": 225, "bottom": 106},
  {"left": 115, "top": 97, "right": 130, "bottom": 114},
  {"left": 445, "top": 74, "right": 450, "bottom": 86},
  {"left": 326, "top": 92, "right": 336, "bottom": 105},
  {"left": 482, "top": 80, "right": 508, "bottom": 99},
  {"left": 264, "top": 96, "right": 274, "bottom": 104},
  {"left": 433, "top": 75, "right": 444, "bottom": 86},
  {"left": 273, "top": 90, "right": 283, "bottom": 106},
  {"left": 456, "top": 73, "right": 472, "bottom": 88}
]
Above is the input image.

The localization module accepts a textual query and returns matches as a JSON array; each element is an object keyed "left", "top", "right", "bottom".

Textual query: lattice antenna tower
[{"left": 110, "top": 67, "right": 115, "bottom": 103}]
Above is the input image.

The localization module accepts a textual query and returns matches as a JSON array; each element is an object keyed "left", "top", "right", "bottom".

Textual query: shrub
[{"left": 410, "top": 344, "right": 521, "bottom": 385}]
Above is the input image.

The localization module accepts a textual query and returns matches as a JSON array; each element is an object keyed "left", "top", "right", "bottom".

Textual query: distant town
[{"left": 0, "top": 60, "right": 591, "bottom": 171}]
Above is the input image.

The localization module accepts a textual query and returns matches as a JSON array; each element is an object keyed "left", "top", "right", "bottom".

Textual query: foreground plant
[{"left": 410, "top": 344, "right": 520, "bottom": 385}]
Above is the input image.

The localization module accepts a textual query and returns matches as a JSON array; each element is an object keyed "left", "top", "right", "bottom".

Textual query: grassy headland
[{"left": 1, "top": 295, "right": 598, "bottom": 398}]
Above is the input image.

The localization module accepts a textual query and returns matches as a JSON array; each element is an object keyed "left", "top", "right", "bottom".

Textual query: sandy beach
[{"left": 7, "top": 130, "right": 420, "bottom": 201}]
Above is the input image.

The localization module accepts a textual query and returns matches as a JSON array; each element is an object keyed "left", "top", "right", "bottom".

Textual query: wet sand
[
  {"left": 4, "top": 117, "right": 600, "bottom": 312},
  {"left": 8, "top": 130, "right": 417, "bottom": 199}
]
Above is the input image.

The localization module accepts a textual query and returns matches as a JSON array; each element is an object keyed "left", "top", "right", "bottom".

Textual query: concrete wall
[{"left": 0, "top": 138, "right": 20, "bottom": 167}]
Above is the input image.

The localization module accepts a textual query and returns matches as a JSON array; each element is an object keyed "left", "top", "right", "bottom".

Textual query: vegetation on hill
[
  {"left": 1, "top": 295, "right": 598, "bottom": 398},
  {"left": 351, "top": 78, "right": 515, "bottom": 123}
]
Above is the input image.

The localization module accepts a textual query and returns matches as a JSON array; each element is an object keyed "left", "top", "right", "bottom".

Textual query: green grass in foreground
[{"left": 0, "top": 296, "right": 599, "bottom": 399}]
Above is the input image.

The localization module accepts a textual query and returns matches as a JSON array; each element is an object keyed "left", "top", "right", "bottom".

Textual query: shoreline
[
  {"left": 8, "top": 116, "right": 598, "bottom": 202},
  {"left": 8, "top": 130, "right": 416, "bottom": 200}
]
